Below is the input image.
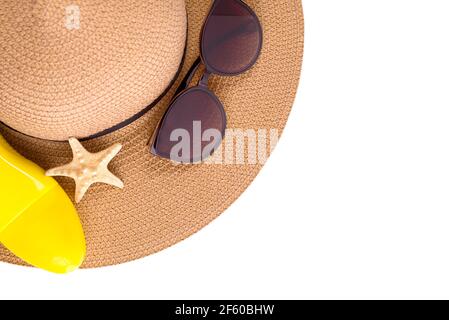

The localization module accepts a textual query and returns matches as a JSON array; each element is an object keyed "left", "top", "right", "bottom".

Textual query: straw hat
[{"left": 0, "top": 0, "right": 304, "bottom": 268}]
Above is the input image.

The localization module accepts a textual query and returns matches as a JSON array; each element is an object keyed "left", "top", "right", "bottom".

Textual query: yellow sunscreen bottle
[{"left": 0, "top": 134, "right": 85, "bottom": 274}]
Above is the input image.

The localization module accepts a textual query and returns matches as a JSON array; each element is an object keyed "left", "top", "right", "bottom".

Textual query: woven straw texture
[
  {"left": 0, "top": 0, "right": 304, "bottom": 268},
  {"left": 0, "top": 0, "right": 186, "bottom": 140}
]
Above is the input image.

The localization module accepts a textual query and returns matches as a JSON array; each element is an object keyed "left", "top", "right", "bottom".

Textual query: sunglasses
[{"left": 150, "top": 0, "right": 263, "bottom": 163}]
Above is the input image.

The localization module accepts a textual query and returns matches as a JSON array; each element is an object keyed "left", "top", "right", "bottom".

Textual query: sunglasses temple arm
[
  {"left": 174, "top": 57, "right": 202, "bottom": 96},
  {"left": 147, "top": 57, "right": 203, "bottom": 146}
]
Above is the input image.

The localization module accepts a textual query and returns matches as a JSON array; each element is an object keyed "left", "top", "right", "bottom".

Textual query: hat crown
[{"left": 0, "top": 0, "right": 187, "bottom": 140}]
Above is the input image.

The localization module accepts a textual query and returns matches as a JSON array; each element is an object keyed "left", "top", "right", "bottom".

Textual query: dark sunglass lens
[
  {"left": 151, "top": 87, "right": 226, "bottom": 163},
  {"left": 202, "top": 0, "right": 262, "bottom": 75}
]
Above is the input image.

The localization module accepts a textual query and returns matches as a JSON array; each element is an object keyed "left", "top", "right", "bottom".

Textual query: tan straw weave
[
  {"left": 0, "top": 0, "right": 304, "bottom": 268},
  {"left": 0, "top": 0, "right": 186, "bottom": 140}
]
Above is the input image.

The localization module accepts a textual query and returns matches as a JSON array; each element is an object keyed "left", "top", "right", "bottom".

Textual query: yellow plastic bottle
[{"left": 0, "top": 134, "right": 86, "bottom": 274}]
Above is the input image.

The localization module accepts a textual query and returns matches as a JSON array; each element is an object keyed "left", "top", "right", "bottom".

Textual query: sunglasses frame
[
  {"left": 150, "top": 0, "right": 263, "bottom": 163},
  {"left": 201, "top": 0, "right": 263, "bottom": 77}
]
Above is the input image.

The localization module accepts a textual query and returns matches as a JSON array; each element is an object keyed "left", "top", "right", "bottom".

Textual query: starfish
[{"left": 46, "top": 138, "right": 124, "bottom": 203}]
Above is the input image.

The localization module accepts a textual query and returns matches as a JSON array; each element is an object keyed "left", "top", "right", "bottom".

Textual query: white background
[{"left": 2, "top": 0, "right": 449, "bottom": 300}]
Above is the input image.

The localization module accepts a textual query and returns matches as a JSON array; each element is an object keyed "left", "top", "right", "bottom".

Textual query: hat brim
[{"left": 0, "top": 0, "right": 304, "bottom": 268}]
